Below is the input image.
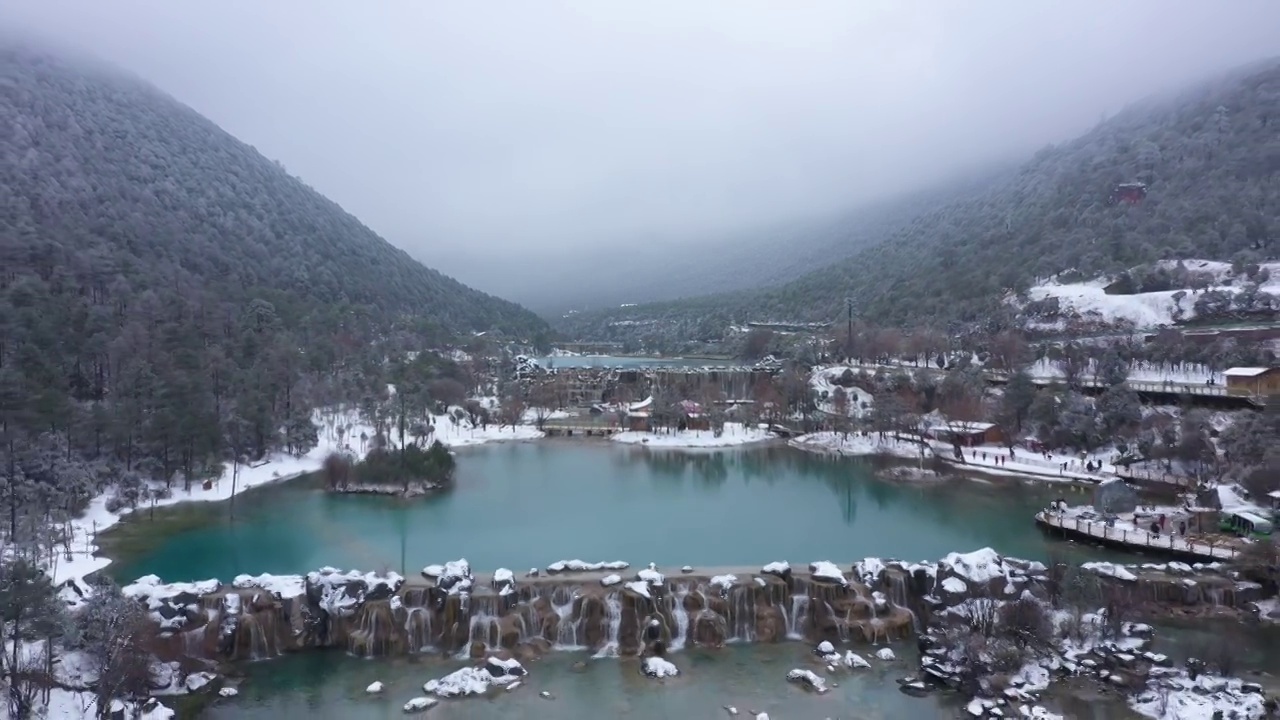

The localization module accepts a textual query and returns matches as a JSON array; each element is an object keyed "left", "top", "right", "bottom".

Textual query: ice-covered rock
[
  {"left": 184, "top": 672, "right": 216, "bottom": 692},
  {"left": 642, "top": 656, "right": 679, "bottom": 678},
  {"left": 816, "top": 640, "right": 835, "bottom": 655},
  {"left": 601, "top": 574, "right": 622, "bottom": 587},
  {"left": 753, "top": 577, "right": 767, "bottom": 587},
  {"left": 681, "top": 565, "right": 694, "bottom": 573},
  {"left": 808, "top": 561, "right": 848, "bottom": 586},
  {"left": 843, "top": 651, "right": 870, "bottom": 669},
  {"left": 422, "top": 564, "right": 444, "bottom": 578},
  {"left": 232, "top": 573, "right": 306, "bottom": 599},
  {"left": 786, "top": 668, "right": 828, "bottom": 692},
  {"left": 306, "top": 568, "right": 405, "bottom": 616},
  {"left": 625, "top": 581, "right": 652, "bottom": 599},
  {"left": 761, "top": 561, "right": 790, "bottom": 578},
  {"left": 855, "top": 557, "right": 887, "bottom": 584},
  {"left": 493, "top": 568, "right": 514, "bottom": 589},
  {"left": 484, "top": 656, "right": 527, "bottom": 679},
  {"left": 366, "top": 681, "right": 384, "bottom": 694},
  {"left": 940, "top": 548, "right": 1004, "bottom": 584},
  {"left": 434, "top": 559, "right": 473, "bottom": 594},
  {"left": 403, "top": 696, "right": 438, "bottom": 712},
  {"left": 1082, "top": 562, "right": 1137, "bottom": 582},
  {"left": 637, "top": 563, "right": 665, "bottom": 585},
  {"left": 709, "top": 574, "right": 737, "bottom": 594},
  {"left": 217, "top": 687, "right": 238, "bottom": 698},
  {"left": 941, "top": 577, "right": 968, "bottom": 594},
  {"left": 876, "top": 647, "right": 896, "bottom": 661},
  {"left": 424, "top": 666, "right": 503, "bottom": 697}
]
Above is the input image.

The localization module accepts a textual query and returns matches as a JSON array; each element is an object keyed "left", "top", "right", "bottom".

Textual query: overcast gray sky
[{"left": 6, "top": 0, "right": 1280, "bottom": 301}]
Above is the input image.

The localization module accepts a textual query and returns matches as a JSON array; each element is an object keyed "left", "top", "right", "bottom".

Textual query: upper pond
[{"left": 104, "top": 442, "right": 1108, "bottom": 584}]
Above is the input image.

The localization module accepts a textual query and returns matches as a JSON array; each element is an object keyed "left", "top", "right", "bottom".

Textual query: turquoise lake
[{"left": 105, "top": 441, "right": 1109, "bottom": 584}]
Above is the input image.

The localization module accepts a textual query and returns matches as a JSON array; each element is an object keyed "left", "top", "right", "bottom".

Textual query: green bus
[{"left": 1219, "top": 510, "right": 1274, "bottom": 538}]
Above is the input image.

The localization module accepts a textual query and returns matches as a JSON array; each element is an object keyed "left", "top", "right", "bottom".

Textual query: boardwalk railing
[
  {"left": 1036, "top": 511, "right": 1239, "bottom": 561},
  {"left": 1113, "top": 466, "right": 1198, "bottom": 489}
]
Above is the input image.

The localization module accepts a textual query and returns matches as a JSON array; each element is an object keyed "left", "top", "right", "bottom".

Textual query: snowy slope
[{"left": 1015, "top": 260, "right": 1280, "bottom": 330}]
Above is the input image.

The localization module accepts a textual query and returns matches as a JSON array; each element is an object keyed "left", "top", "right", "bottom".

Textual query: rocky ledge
[{"left": 118, "top": 549, "right": 1275, "bottom": 677}]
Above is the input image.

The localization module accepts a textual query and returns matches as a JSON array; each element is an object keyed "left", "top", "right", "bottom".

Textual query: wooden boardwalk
[{"left": 1035, "top": 511, "right": 1241, "bottom": 562}]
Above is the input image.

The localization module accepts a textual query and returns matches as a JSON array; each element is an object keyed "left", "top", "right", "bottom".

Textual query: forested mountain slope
[
  {"left": 561, "top": 58, "right": 1280, "bottom": 340},
  {"left": 0, "top": 42, "right": 544, "bottom": 540},
  {"left": 0, "top": 44, "right": 544, "bottom": 338}
]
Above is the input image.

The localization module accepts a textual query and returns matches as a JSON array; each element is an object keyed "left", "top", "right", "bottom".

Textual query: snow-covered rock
[
  {"left": 484, "top": 656, "right": 527, "bottom": 679},
  {"left": 855, "top": 557, "right": 887, "bottom": 584},
  {"left": 637, "top": 564, "right": 665, "bottom": 584},
  {"left": 366, "top": 681, "right": 384, "bottom": 694},
  {"left": 546, "top": 560, "right": 629, "bottom": 573},
  {"left": 786, "top": 668, "right": 829, "bottom": 692},
  {"left": 940, "top": 548, "right": 1004, "bottom": 584},
  {"left": 642, "top": 656, "right": 680, "bottom": 678},
  {"left": 843, "top": 651, "right": 870, "bottom": 669},
  {"left": 184, "top": 672, "right": 216, "bottom": 692},
  {"left": 1082, "top": 562, "right": 1137, "bottom": 582},
  {"left": 217, "top": 687, "right": 238, "bottom": 698},
  {"left": 600, "top": 574, "right": 622, "bottom": 587},
  {"left": 424, "top": 666, "right": 514, "bottom": 697},
  {"left": 808, "top": 560, "right": 848, "bottom": 586},
  {"left": 403, "top": 696, "right": 438, "bottom": 712},
  {"left": 876, "top": 647, "right": 896, "bottom": 661},
  {"left": 815, "top": 641, "right": 835, "bottom": 655},
  {"left": 625, "top": 581, "right": 652, "bottom": 599},
  {"left": 709, "top": 574, "right": 737, "bottom": 594},
  {"left": 306, "top": 568, "right": 405, "bottom": 616},
  {"left": 761, "top": 561, "right": 790, "bottom": 578}
]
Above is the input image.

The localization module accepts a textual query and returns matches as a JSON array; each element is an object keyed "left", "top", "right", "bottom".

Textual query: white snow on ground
[
  {"left": 19, "top": 690, "right": 176, "bottom": 720},
  {"left": 808, "top": 366, "right": 874, "bottom": 418},
  {"left": 789, "top": 432, "right": 929, "bottom": 459},
  {"left": 1024, "top": 282, "right": 1186, "bottom": 328},
  {"left": 52, "top": 405, "right": 542, "bottom": 586},
  {"left": 1130, "top": 672, "right": 1267, "bottom": 720},
  {"left": 1023, "top": 357, "right": 1216, "bottom": 385},
  {"left": 935, "top": 441, "right": 1113, "bottom": 483},
  {"left": 611, "top": 422, "right": 773, "bottom": 448},
  {"left": 521, "top": 408, "right": 571, "bottom": 424},
  {"left": 1018, "top": 259, "right": 1280, "bottom": 329}
]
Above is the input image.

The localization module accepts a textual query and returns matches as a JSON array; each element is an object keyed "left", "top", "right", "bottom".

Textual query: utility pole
[{"left": 845, "top": 298, "right": 854, "bottom": 362}]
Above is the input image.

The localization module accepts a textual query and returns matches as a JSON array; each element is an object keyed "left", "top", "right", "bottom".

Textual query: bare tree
[
  {"left": 500, "top": 394, "right": 526, "bottom": 430},
  {"left": 77, "top": 584, "right": 156, "bottom": 718}
]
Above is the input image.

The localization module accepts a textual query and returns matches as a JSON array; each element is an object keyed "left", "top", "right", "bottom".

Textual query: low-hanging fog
[{"left": 7, "top": 1, "right": 1280, "bottom": 313}]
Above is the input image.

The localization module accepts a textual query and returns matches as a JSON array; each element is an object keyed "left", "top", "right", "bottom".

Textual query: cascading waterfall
[
  {"left": 592, "top": 593, "right": 623, "bottom": 658},
  {"left": 785, "top": 594, "right": 810, "bottom": 640},
  {"left": 668, "top": 585, "right": 691, "bottom": 651},
  {"left": 464, "top": 609, "right": 500, "bottom": 658},
  {"left": 727, "top": 586, "right": 757, "bottom": 642},
  {"left": 404, "top": 606, "right": 434, "bottom": 652},
  {"left": 551, "top": 587, "right": 584, "bottom": 650}
]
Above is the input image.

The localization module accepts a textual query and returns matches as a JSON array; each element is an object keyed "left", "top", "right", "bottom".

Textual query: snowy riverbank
[
  {"left": 611, "top": 422, "right": 774, "bottom": 448},
  {"left": 52, "top": 407, "right": 544, "bottom": 588},
  {"left": 788, "top": 432, "right": 929, "bottom": 459}
]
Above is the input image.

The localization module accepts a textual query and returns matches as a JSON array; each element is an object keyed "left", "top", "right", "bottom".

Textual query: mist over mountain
[
  {"left": 560, "top": 57, "right": 1280, "bottom": 342},
  {"left": 458, "top": 164, "right": 1013, "bottom": 316}
]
